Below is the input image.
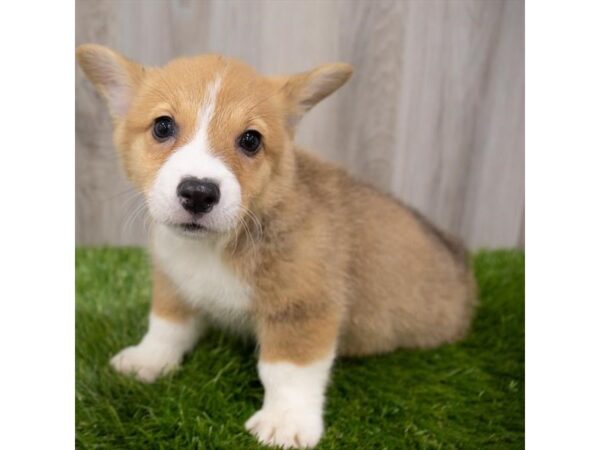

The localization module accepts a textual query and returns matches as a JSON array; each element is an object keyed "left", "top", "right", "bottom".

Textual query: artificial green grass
[{"left": 76, "top": 248, "right": 524, "bottom": 449}]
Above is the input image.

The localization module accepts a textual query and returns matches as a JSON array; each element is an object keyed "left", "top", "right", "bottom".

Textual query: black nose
[{"left": 177, "top": 177, "right": 220, "bottom": 214}]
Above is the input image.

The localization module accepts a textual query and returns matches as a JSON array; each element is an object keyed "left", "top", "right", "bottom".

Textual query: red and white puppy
[{"left": 77, "top": 45, "right": 476, "bottom": 449}]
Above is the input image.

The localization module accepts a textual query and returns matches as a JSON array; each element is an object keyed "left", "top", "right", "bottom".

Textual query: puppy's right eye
[{"left": 152, "top": 116, "right": 176, "bottom": 141}]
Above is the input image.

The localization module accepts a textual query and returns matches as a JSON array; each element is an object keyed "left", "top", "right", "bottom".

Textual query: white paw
[
  {"left": 110, "top": 344, "right": 182, "bottom": 383},
  {"left": 245, "top": 406, "right": 323, "bottom": 449}
]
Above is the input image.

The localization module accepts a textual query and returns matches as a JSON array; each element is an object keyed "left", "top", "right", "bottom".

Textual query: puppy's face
[{"left": 77, "top": 46, "right": 352, "bottom": 238}]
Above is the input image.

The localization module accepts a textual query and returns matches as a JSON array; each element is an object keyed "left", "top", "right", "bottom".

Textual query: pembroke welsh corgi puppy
[{"left": 76, "top": 44, "right": 476, "bottom": 449}]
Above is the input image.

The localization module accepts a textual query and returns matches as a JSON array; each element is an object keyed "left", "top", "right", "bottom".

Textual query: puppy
[{"left": 76, "top": 45, "right": 476, "bottom": 449}]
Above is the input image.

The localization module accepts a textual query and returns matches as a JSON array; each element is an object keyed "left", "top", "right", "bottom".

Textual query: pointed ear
[
  {"left": 76, "top": 44, "right": 144, "bottom": 119},
  {"left": 276, "top": 62, "right": 353, "bottom": 127}
]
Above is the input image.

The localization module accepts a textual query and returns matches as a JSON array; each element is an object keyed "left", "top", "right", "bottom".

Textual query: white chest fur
[{"left": 151, "top": 224, "right": 253, "bottom": 333}]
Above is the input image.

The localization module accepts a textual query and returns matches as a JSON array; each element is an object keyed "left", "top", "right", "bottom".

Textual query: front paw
[
  {"left": 245, "top": 406, "right": 323, "bottom": 449},
  {"left": 110, "top": 344, "right": 182, "bottom": 383}
]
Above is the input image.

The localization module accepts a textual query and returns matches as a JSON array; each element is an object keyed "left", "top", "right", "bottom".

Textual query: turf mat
[{"left": 76, "top": 248, "right": 524, "bottom": 449}]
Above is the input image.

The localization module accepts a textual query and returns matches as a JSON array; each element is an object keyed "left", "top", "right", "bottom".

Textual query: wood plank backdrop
[{"left": 76, "top": 0, "right": 524, "bottom": 248}]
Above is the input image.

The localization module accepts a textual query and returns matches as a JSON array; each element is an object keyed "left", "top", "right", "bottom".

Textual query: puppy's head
[{"left": 76, "top": 45, "right": 352, "bottom": 238}]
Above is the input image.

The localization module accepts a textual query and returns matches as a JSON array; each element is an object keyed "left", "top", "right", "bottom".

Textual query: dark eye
[
  {"left": 152, "top": 116, "right": 176, "bottom": 141},
  {"left": 238, "top": 130, "right": 262, "bottom": 155}
]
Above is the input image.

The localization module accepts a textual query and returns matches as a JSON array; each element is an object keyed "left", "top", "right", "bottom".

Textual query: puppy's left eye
[{"left": 238, "top": 130, "right": 262, "bottom": 155}]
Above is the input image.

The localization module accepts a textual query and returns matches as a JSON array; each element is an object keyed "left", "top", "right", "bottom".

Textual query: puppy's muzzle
[{"left": 177, "top": 177, "right": 221, "bottom": 214}]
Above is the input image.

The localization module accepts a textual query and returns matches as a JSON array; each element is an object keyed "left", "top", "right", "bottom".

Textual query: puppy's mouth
[
  {"left": 178, "top": 223, "right": 206, "bottom": 232},
  {"left": 170, "top": 222, "right": 211, "bottom": 237}
]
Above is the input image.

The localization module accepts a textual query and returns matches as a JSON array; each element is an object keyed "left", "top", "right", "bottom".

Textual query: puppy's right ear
[{"left": 76, "top": 44, "right": 144, "bottom": 119}]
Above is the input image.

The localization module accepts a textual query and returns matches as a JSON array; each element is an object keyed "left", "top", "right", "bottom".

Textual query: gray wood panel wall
[{"left": 76, "top": 0, "right": 524, "bottom": 249}]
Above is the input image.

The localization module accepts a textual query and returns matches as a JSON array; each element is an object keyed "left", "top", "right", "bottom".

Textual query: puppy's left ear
[
  {"left": 76, "top": 44, "right": 145, "bottom": 120},
  {"left": 276, "top": 63, "right": 353, "bottom": 127}
]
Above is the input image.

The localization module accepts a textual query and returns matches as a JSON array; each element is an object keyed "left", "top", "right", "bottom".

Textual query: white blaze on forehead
[
  {"left": 195, "top": 77, "right": 222, "bottom": 153},
  {"left": 147, "top": 76, "right": 242, "bottom": 231}
]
